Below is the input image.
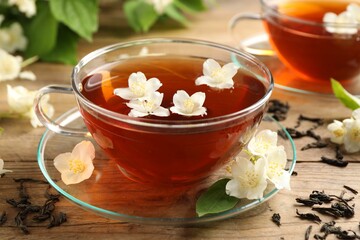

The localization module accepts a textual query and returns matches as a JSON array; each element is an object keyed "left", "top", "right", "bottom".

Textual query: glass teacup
[
  {"left": 230, "top": 0, "right": 360, "bottom": 83},
  {"left": 34, "top": 38, "right": 273, "bottom": 186}
]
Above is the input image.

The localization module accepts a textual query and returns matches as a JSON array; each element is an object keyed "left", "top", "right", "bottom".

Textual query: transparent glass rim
[
  {"left": 71, "top": 38, "right": 274, "bottom": 129},
  {"left": 37, "top": 108, "right": 296, "bottom": 224},
  {"left": 261, "top": 0, "right": 360, "bottom": 29}
]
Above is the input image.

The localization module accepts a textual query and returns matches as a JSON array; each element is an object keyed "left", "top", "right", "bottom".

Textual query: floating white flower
[
  {"left": 323, "top": 11, "right": 358, "bottom": 34},
  {"left": 0, "top": 22, "right": 27, "bottom": 53},
  {"left": 170, "top": 90, "right": 207, "bottom": 117},
  {"left": 247, "top": 129, "right": 278, "bottom": 157},
  {"left": 114, "top": 72, "right": 162, "bottom": 100},
  {"left": 343, "top": 108, "right": 360, "bottom": 153},
  {"left": 0, "top": 159, "right": 13, "bottom": 176},
  {"left": 265, "top": 146, "right": 290, "bottom": 190},
  {"left": 53, "top": 141, "right": 95, "bottom": 185},
  {"left": 126, "top": 91, "right": 170, "bottom": 117},
  {"left": 347, "top": 3, "right": 360, "bottom": 22},
  {"left": 7, "top": 85, "right": 54, "bottom": 128},
  {"left": 327, "top": 120, "right": 346, "bottom": 144},
  {"left": 0, "top": 49, "right": 22, "bottom": 81},
  {"left": 146, "top": 0, "right": 173, "bottom": 14},
  {"left": 226, "top": 156, "right": 267, "bottom": 200},
  {"left": 195, "top": 59, "right": 238, "bottom": 89},
  {"left": 8, "top": 0, "right": 36, "bottom": 18}
]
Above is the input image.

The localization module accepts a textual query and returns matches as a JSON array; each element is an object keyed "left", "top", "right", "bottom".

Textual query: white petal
[
  {"left": 146, "top": 77, "right": 162, "bottom": 93},
  {"left": 152, "top": 106, "right": 170, "bottom": 117},
  {"left": 271, "top": 170, "right": 291, "bottom": 190},
  {"left": 129, "top": 72, "right": 147, "bottom": 85},
  {"left": 215, "top": 80, "right": 235, "bottom": 89},
  {"left": 53, "top": 152, "right": 72, "bottom": 172},
  {"left": 190, "top": 92, "right": 206, "bottom": 107},
  {"left": 114, "top": 88, "right": 136, "bottom": 100},
  {"left": 71, "top": 141, "right": 95, "bottom": 161},
  {"left": 0, "top": 159, "right": 12, "bottom": 175},
  {"left": 190, "top": 107, "right": 207, "bottom": 116},
  {"left": 173, "top": 90, "right": 190, "bottom": 106},
  {"left": 221, "top": 62, "right": 238, "bottom": 79},
  {"left": 203, "top": 59, "right": 221, "bottom": 76},
  {"left": 195, "top": 76, "right": 213, "bottom": 86},
  {"left": 128, "top": 109, "right": 149, "bottom": 117},
  {"left": 248, "top": 130, "right": 278, "bottom": 156},
  {"left": 267, "top": 146, "right": 287, "bottom": 168},
  {"left": 19, "top": 71, "right": 36, "bottom": 81},
  {"left": 352, "top": 108, "right": 360, "bottom": 120}
]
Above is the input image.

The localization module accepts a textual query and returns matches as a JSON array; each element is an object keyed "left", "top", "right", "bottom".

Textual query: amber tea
[
  {"left": 80, "top": 56, "right": 267, "bottom": 185},
  {"left": 263, "top": 0, "right": 360, "bottom": 82}
]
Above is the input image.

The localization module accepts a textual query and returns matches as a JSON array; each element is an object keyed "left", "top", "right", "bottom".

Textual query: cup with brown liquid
[
  {"left": 230, "top": 0, "right": 360, "bottom": 84},
  {"left": 34, "top": 38, "right": 273, "bottom": 186}
]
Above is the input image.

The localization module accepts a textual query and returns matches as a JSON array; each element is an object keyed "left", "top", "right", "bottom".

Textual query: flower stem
[{"left": 21, "top": 56, "right": 39, "bottom": 68}]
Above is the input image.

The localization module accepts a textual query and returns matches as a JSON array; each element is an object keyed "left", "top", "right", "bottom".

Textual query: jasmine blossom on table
[
  {"left": 0, "top": 159, "right": 12, "bottom": 176},
  {"left": 53, "top": 141, "right": 95, "bottom": 185}
]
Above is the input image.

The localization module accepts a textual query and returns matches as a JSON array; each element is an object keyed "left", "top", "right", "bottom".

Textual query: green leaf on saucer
[
  {"left": 49, "top": 0, "right": 98, "bottom": 42},
  {"left": 24, "top": 1, "right": 58, "bottom": 57},
  {"left": 41, "top": 25, "right": 79, "bottom": 65},
  {"left": 124, "top": 0, "right": 159, "bottom": 32},
  {"left": 196, "top": 178, "right": 240, "bottom": 217},
  {"left": 331, "top": 79, "right": 360, "bottom": 110}
]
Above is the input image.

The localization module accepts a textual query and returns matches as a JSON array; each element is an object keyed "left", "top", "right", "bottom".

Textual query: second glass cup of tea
[
  {"left": 230, "top": 0, "right": 360, "bottom": 83},
  {"left": 34, "top": 38, "right": 273, "bottom": 186}
]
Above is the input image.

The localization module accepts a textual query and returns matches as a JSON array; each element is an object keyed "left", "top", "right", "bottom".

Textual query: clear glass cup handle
[
  {"left": 33, "top": 85, "right": 89, "bottom": 137},
  {"left": 229, "top": 13, "right": 275, "bottom": 56}
]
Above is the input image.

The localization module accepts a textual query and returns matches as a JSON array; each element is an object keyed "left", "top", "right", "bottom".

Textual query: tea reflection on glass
[{"left": 34, "top": 39, "right": 273, "bottom": 187}]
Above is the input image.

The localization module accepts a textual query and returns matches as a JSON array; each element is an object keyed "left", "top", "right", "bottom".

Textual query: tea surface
[{"left": 81, "top": 56, "right": 266, "bottom": 119}]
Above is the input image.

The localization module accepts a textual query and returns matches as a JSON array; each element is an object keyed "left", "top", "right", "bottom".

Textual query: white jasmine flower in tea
[
  {"left": 342, "top": 108, "right": 360, "bottom": 153},
  {"left": 0, "top": 22, "right": 27, "bottom": 53},
  {"left": 0, "top": 49, "right": 22, "bottom": 81},
  {"left": 53, "top": 141, "right": 95, "bottom": 185},
  {"left": 146, "top": 0, "right": 173, "bottom": 14},
  {"left": 226, "top": 156, "right": 268, "bottom": 200},
  {"left": 247, "top": 129, "right": 278, "bottom": 157},
  {"left": 126, "top": 91, "right": 170, "bottom": 117},
  {"left": 323, "top": 3, "right": 360, "bottom": 35},
  {"left": 195, "top": 59, "right": 238, "bottom": 89},
  {"left": 170, "top": 90, "right": 207, "bottom": 117},
  {"left": 0, "top": 159, "right": 12, "bottom": 176},
  {"left": 327, "top": 120, "right": 346, "bottom": 144},
  {"left": 265, "top": 146, "right": 291, "bottom": 190},
  {"left": 8, "top": 0, "right": 37, "bottom": 18},
  {"left": 114, "top": 71, "right": 162, "bottom": 100}
]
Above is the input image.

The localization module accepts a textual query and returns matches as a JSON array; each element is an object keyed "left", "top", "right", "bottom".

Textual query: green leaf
[
  {"left": 41, "top": 25, "right": 79, "bottom": 65},
  {"left": 124, "top": 0, "right": 159, "bottom": 32},
  {"left": 331, "top": 79, "right": 360, "bottom": 110},
  {"left": 24, "top": 1, "right": 58, "bottom": 57},
  {"left": 174, "top": 0, "right": 206, "bottom": 13},
  {"left": 49, "top": 0, "right": 98, "bottom": 41},
  {"left": 196, "top": 178, "right": 240, "bottom": 217},
  {"left": 164, "top": 4, "right": 189, "bottom": 26}
]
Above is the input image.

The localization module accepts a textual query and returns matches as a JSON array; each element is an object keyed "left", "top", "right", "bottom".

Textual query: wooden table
[{"left": 1, "top": 0, "right": 359, "bottom": 239}]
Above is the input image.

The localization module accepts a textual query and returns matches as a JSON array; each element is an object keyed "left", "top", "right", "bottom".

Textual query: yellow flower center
[
  {"left": 142, "top": 99, "right": 155, "bottom": 112},
  {"left": 244, "top": 170, "right": 259, "bottom": 188},
  {"left": 333, "top": 128, "right": 345, "bottom": 137},
  {"left": 183, "top": 98, "right": 195, "bottom": 113},
  {"left": 350, "top": 127, "right": 360, "bottom": 141},
  {"left": 69, "top": 159, "right": 86, "bottom": 174},
  {"left": 210, "top": 69, "right": 224, "bottom": 83},
  {"left": 130, "top": 82, "right": 145, "bottom": 97},
  {"left": 268, "top": 162, "right": 282, "bottom": 178}
]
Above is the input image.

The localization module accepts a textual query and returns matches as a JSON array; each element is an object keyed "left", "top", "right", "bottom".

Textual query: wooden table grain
[{"left": 1, "top": 0, "right": 359, "bottom": 239}]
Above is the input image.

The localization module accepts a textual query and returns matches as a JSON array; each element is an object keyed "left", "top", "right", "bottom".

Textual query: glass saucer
[
  {"left": 239, "top": 34, "right": 360, "bottom": 97},
  {"left": 37, "top": 108, "right": 296, "bottom": 224}
]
